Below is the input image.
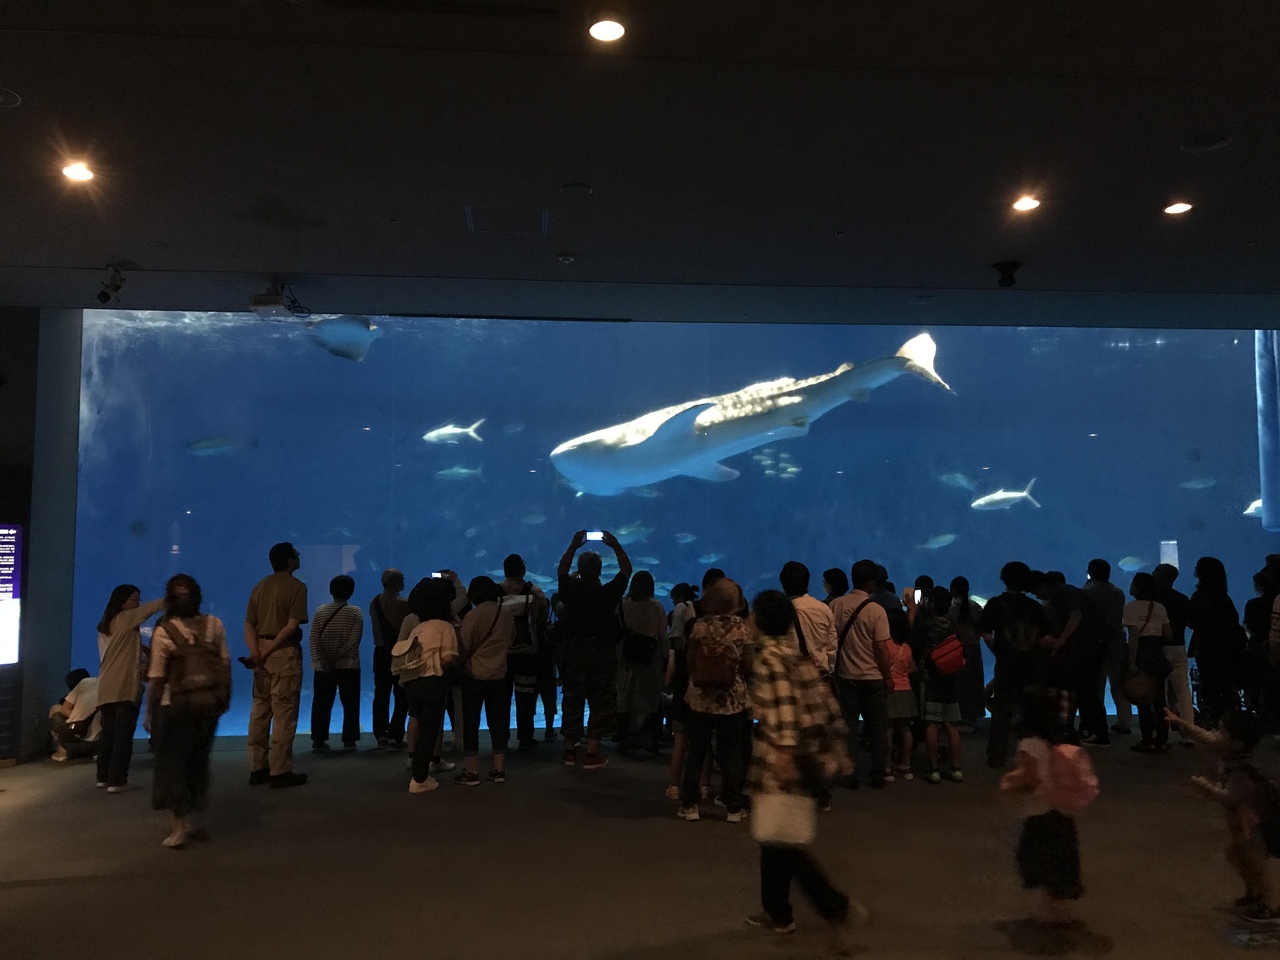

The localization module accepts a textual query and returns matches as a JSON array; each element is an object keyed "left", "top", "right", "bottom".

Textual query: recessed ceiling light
[
  {"left": 62, "top": 161, "right": 93, "bottom": 181},
  {"left": 1012, "top": 196, "right": 1040, "bottom": 211},
  {"left": 1164, "top": 202, "right": 1193, "bottom": 215},
  {"left": 589, "top": 19, "right": 625, "bottom": 41}
]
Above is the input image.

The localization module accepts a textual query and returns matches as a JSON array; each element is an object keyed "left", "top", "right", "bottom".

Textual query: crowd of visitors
[{"left": 55, "top": 536, "right": 1280, "bottom": 938}]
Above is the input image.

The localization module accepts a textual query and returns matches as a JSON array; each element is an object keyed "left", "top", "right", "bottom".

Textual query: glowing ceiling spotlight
[
  {"left": 589, "top": 19, "right": 625, "bottom": 41},
  {"left": 1012, "top": 196, "right": 1040, "bottom": 211},
  {"left": 1164, "top": 202, "right": 1193, "bottom": 215},
  {"left": 62, "top": 161, "right": 94, "bottom": 181}
]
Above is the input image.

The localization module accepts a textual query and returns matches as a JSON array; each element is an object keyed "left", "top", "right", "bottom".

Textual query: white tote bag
[{"left": 750, "top": 792, "right": 817, "bottom": 847}]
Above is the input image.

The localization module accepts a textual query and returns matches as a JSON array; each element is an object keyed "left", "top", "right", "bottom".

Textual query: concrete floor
[{"left": 0, "top": 730, "right": 1276, "bottom": 960}]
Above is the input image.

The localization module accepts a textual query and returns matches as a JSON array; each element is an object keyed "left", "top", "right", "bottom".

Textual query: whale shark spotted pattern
[{"left": 550, "top": 334, "right": 951, "bottom": 496}]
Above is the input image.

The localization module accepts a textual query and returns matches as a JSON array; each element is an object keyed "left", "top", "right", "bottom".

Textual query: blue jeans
[{"left": 836, "top": 677, "right": 888, "bottom": 783}]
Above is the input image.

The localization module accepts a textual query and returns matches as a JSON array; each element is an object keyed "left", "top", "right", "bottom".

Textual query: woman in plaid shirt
[{"left": 746, "top": 590, "right": 871, "bottom": 951}]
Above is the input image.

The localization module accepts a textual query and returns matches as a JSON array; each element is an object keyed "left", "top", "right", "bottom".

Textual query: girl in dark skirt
[
  {"left": 143, "top": 575, "right": 232, "bottom": 849},
  {"left": 1000, "top": 687, "right": 1097, "bottom": 925}
]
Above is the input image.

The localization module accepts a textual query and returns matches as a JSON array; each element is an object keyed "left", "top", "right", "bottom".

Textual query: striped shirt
[{"left": 309, "top": 602, "right": 364, "bottom": 671}]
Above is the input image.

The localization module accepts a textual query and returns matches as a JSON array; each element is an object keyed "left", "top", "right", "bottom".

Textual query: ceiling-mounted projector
[{"left": 251, "top": 284, "right": 292, "bottom": 319}]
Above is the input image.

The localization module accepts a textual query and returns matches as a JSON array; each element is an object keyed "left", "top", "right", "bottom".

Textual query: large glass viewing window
[{"left": 74, "top": 311, "right": 1271, "bottom": 732}]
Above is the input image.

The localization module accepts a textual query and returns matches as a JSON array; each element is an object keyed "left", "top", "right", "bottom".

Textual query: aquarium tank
[{"left": 73, "top": 311, "right": 1274, "bottom": 733}]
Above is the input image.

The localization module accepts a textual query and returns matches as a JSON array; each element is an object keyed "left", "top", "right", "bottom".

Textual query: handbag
[
  {"left": 618, "top": 603, "right": 659, "bottom": 666},
  {"left": 1124, "top": 603, "right": 1165, "bottom": 706},
  {"left": 750, "top": 792, "right": 817, "bottom": 847},
  {"left": 1123, "top": 671, "right": 1157, "bottom": 707}
]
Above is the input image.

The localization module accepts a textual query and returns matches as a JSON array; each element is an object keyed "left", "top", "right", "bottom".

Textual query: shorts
[
  {"left": 1017, "top": 811, "right": 1083, "bottom": 899},
  {"left": 923, "top": 700, "right": 961, "bottom": 723},
  {"left": 887, "top": 689, "right": 918, "bottom": 720}
]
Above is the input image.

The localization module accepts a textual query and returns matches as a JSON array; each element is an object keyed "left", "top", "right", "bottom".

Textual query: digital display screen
[{"left": 0, "top": 525, "right": 21, "bottom": 665}]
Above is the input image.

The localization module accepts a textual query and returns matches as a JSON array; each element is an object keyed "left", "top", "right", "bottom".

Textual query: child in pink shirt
[{"left": 886, "top": 635, "right": 918, "bottom": 781}]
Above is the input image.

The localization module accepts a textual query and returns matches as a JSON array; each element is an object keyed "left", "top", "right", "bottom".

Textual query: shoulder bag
[{"left": 619, "top": 602, "right": 659, "bottom": 666}]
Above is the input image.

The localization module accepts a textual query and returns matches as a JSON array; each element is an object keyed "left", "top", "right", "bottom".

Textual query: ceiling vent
[{"left": 465, "top": 206, "right": 549, "bottom": 234}]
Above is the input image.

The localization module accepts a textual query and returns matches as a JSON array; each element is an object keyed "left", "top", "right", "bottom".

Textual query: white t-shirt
[
  {"left": 391, "top": 619, "right": 458, "bottom": 682},
  {"left": 63, "top": 677, "right": 102, "bottom": 741},
  {"left": 1122, "top": 600, "right": 1170, "bottom": 638}
]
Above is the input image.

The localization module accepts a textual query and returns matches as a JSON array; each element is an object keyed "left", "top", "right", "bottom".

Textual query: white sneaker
[
  {"left": 95, "top": 781, "right": 107, "bottom": 789},
  {"left": 726, "top": 809, "right": 748, "bottom": 824},
  {"left": 161, "top": 831, "right": 187, "bottom": 849},
  {"left": 677, "top": 806, "right": 701, "bottom": 821},
  {"left": 430, "top": 760, "right": 456, "bottom": 774},
  {"left": 883, "top": 774, "right": 896, "bottom": 783},
  {"left": 51, "top": 749, "right": 69, "bottom": 762},
  {"left": 106, "top": 784, "right": 133, "bottom": 795},
  {"left": 408, "top": 776, "right": 440, "bottom": 794},
  {"left": 664, "top": 784, "right": 680, "bottom": 801}
]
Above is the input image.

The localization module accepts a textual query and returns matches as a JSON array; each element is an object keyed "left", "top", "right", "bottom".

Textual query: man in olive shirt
[{"left": 244, "top": 542, "right": 309, "bottom": 788}]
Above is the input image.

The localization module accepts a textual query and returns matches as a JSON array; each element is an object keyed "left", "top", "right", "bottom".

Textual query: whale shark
[{"left": 550, "top": 333, "right": 950, "bottom": 496}]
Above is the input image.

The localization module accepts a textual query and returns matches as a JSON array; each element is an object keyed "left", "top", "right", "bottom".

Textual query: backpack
[
  {"left": 391, "top": 632, "right": 427, "bottom": 677},
  {"left": 926, "top": 633, "right": 967, "bottom": 677},
  {"left": 1038, "top": 743, "right": 1099, "bottom": 814},
  {"left": 499, "top": 586, "right": 540, "bottom": 675},
  {"left": 619, "top": 602, "right": 659, "bottom": 666},
  {"left": 686, "top": 618, "right": 741, "bottom": 690},
  {"left": 163, "top": 617, "right": 229, "bottom": 715},
  {"left": 1239, "top": 763, "right": 1280, "bottom": 858}
]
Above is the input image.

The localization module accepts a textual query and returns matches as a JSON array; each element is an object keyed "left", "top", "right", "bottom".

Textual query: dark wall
[{"left": 0, "top": 308, "right": 39, "bottom": 760}]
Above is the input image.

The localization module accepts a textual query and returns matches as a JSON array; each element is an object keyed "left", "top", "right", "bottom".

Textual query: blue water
[{"left": 73, "top": 313, "right": 1274, "bottom": 732}]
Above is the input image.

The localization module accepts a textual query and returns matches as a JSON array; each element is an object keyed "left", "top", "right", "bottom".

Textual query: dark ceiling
[{"left": 1, "top": 0, "right": 1278, "bottom": 325}]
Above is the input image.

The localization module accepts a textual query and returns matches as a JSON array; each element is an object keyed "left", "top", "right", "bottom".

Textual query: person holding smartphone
[{"left": 556, "top": 529, "right": 632, "bottom": 769}]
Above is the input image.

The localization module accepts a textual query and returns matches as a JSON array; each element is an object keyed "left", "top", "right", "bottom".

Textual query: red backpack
[{"left": 926, "top": 634, "right": 966, "bottom": 677}]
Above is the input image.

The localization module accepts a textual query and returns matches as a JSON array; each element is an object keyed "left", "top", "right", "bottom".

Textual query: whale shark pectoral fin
[{"left": 685, "top": 462, "right": 740, "bottom": 483}]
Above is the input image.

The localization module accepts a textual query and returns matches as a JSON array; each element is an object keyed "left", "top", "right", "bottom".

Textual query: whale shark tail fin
[
  {"left": 896, "top": 333, "right": 952, "bottom": 391},
  {"left": 1023, "top": 478, "right": 1041, "bottom": 508}
]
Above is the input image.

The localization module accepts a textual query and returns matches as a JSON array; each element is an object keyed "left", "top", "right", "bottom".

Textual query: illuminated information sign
[{"left": 0, "top": 526, "right": 20, "bottom": 665}]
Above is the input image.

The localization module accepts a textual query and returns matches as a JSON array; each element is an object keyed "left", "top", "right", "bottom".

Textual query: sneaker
[
  {"left": 248, "top": 768, "right": 271, "bottom": 786},
  {"left": 745, "top": 914, "right": 795, "bottom": 934},
  {"left": 1110, "top": 723, "right": 1132, "bottom": 736},
  {"left": 664, "top": 784, "right": 680, "bottom": 801},
  {"left": 582, "top": 753, "right": 609, "bottom": 770},
  {"left": 161, "top": 831, "right": 187, "bottom": 850},
  {"left": 408, "top": 776, "right": 439, "bottom": 794},
  {"left": 677, "top": 806, "right": 701, "bottom": 821},
  {"left": 311, "top": 742, "right": 330, "bottom": 754},
  {"left": 883, "top": 773, "right": 895, "bottom": 783},
  {"left": 106, "top": 784, "right": 133, "bottom": 794},
  {"left": 96, "top": 781, "right": 107, "bottom": 789},
  {"left": 1080, "top": 734, "right": 1111, "bottom": 748},
  {"left": 818, "top": 800, "right": 833, "bottom": 813},
  {"left": 454, "top": 770, "right": 480, "bottom": 786},
  {"left": 377, "top": 737, "right": 391, "bottom": 749},
  {"left": 562, "top": 750, "right": 577, "bottom": 767},
  {"left": 925, "top": 769, "right": 942, "bottom": 785},
  {"left": 1245, "top": 905, "right": 1280, "bottom": 925},
  {"left": 341, "top": 743, "right": 358, "bottom": 754},
  {"left": 896, "top": 766, "right": 915, "bottom": 782},
  {"left": 51, "top": 748, "right": 69, "bottom": 762},
  {"left": 269, "top": 772, "right": 309, "bottom": 789},
  {"left": 725, "top": 809, "right": 748, "bottom": 824},
  {"left": 430, "top": 759, "right": 456, "bottom": 774},
  {"left": 713, "top": 795, "right": 727, "bottom": 809},
  {"left": 487, "top": 768, "right": 506, "bottom": 784},
  {"left": 544, "top": 728, "right": 557, "bottom": 742},
  {"left": 947, "top": 768, "right": 965, "bottom": 783}
]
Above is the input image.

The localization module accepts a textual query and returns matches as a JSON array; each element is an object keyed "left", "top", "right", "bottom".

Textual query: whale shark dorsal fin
[
  {"left": 685, "top": 462, "right": 740, "bottom": 483},
  {"left": 651, "top": 403, "right": 714, "bottom": 441}
]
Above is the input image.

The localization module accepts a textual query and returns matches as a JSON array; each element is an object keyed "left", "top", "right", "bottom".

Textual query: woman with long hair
[
  {"left": 95, "top": 583, "right": 165, "bottom": 792},
  {"left": 948, "top": 576, "right": 986, "bottom": 731},
  {"left": 1187, "top": 556, "right": 1246, "bottom": 727},
  {"left": 144, "top": 574, "right": 231, "bottom": 848},
  {"left": 616, "top": 571, "right": 668, "bottom": 752}
]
